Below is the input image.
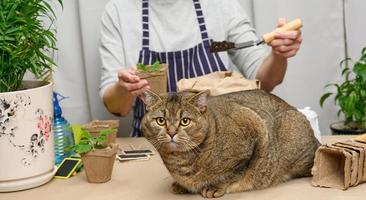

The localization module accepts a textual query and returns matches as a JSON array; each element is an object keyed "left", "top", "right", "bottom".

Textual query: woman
[{"left": 99, "top": 0, "right": 302, "bottom": 136}]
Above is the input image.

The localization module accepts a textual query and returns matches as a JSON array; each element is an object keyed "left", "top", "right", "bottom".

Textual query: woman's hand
[
  {"left": 117, "top": 67, "right": 150, "bottom": 97},
  {"left": 268, "top": 18, "right": 303, "bottom": 59}
]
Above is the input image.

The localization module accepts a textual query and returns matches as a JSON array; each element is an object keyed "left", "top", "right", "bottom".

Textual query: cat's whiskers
[
  {"left": 186, "top": 141, "right": 201, "bottom": 155},
  {"left": 149, "top": 136, "right": 166, "bottom": 151},
  {"left": 176, "top": 136, "right": 201, "bottom": 155},
  {"left": 148, "top": 138, "right": 162, "bottom": 150}
]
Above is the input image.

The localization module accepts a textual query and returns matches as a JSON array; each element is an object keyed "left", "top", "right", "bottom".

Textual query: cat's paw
[
  {"left": 170, "top": 182, "right": 189, "bottom": 194},
  {"left": 201, "top": 187, "right": 226, "bottom": 198}
]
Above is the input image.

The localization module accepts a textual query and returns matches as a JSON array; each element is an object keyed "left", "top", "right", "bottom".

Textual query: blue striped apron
[{"left": 131, "top": 0, "right": 226, "bottom": 137}]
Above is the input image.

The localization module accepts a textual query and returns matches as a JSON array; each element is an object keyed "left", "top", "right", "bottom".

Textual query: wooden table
[{"left": 1, "top": 136, "right": 365, "bottom": 200}]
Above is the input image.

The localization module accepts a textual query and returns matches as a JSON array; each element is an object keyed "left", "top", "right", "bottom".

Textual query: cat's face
[{"left": 141, "top": 90, "right": 210, "bottom": 153}]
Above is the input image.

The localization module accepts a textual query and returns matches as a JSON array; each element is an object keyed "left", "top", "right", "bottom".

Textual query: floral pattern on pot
[
  {"left": 0, "top": 95, "right": 51, "bottom": 166},
  {"left": 0, "top": 94, "right": 31, "bottom": 140},
  {"left": 36, "top": 109, "right": 51, "bottom": 141}
]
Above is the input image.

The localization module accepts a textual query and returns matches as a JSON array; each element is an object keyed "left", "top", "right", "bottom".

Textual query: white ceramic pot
[{"left": 0, "top": 81, "right": 55, "bottom": 192}]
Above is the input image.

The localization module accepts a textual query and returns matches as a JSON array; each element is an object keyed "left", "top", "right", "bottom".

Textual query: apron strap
[
  {"left": 141, "top": 0, "right": 150, "bottom": 50},
  {"left": 192, "top": 0, "right": 210, "bottom": 46},
  {"left": 140, "top": 0, "right": 210, "bottom": 50}
]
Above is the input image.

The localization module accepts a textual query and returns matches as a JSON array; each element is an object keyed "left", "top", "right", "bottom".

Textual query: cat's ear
[
  {"left": 142, "top": 90, "right": 162, "bottom": 111},
  {"left": 188, "top": 90, "right": 210, "bottom": 113}
]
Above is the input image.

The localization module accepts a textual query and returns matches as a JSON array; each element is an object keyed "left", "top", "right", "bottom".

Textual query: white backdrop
[{"left": 53, "top": 0, "right": 366, "bottom": 136}]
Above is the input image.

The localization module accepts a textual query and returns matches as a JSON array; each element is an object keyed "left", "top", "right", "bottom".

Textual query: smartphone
[
  {"left": 117, "top": 154, "right": 150, "bottom": 161},
  {"left": 54, "top": 158, "right": 81, "bottom": 179},
  {"left": 123, "top": 149, "right": 154, "bottom": 155}
]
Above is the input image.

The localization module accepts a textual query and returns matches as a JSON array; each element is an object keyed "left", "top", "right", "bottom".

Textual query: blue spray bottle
[{"left": 53, "top": 92, "right": 74, "bottom": 165}]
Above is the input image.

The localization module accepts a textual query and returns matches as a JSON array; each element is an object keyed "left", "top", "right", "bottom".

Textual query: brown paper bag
[
  {"left": 312, "top": 145, "right": 352, "bottom": 190},
  {"left": 355, "top": 133, "right": 366, "bottom": 143},
  {"left": 176, "top": 71, "right": 260, "bottom": 96}
]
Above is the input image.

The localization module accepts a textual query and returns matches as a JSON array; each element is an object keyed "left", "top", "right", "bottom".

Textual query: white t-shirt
[{"left": 99, "top": 0, "right": 268, "bottom": 98}]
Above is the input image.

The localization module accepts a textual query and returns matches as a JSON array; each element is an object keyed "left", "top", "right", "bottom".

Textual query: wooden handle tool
[
  {"left": 262, "top": 18, "right": 303, "bottom": 43},
  {"left": 210, "top": 18, "right": 303, "bottom": 52}
]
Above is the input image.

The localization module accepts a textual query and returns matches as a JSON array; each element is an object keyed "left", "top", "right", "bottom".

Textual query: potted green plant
[
  {"left": 70, "top": 129, "right": 118, "bottom": 183},
  {"left": 136, "top": 61, "right": 167, "bottom": 94},
  {"left": 320, "top": 47, "right": 366, "bottom": 134},
  {"left": 0, "top": 0, "right": 63, "bottom": 192}
]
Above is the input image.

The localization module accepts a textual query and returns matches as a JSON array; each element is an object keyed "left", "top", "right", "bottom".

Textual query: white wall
[
  {"left": 54, "top": 0, "right": 366, "bottom": 136},
  {"left": 54, "top": 0, "right": 91, "bottom": 125},
  {"left": 347, "top": 0, "right": 366, "bottom": 60},
  {"left": 253, "top": 0, "right": 345, "bottom": 135},
  {"left": 240, "top": 0, "right": 366, "bottom": 134}
]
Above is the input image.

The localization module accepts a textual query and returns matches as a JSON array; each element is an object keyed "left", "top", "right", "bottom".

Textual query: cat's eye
[
  {"left": 156, "top": 117, "right": 166, "bottom": 126},
  {"left": 180, "top": 118, "right": 191, "bottom": 126}
]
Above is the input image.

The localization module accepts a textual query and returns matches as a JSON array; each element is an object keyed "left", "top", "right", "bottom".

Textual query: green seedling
[
  {"left": 69, "top": 129, "right": 113, "bottom": 154},
  {"left": 137, "top": 61, "right": 162, "bottom": 73}
]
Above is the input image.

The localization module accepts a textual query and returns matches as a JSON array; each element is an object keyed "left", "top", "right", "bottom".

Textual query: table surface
[{"left": 1, "top": 135, "right": 366, "bottom": 200}]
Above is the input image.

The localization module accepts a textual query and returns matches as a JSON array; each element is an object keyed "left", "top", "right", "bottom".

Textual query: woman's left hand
[{"left": 268, "top": 18, "right": 303, "bottom": 58}]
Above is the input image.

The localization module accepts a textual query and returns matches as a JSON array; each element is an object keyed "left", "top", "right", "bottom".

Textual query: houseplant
[
  {"left": 70, "top": 129, "right": 118, "bottom": 183},
  {"left": 0, "top": 0, "right": 63, "bottom": 192},
  {"left": 320, "top": 47, "right": 366, "bottom": 134},
  {"left": 137, "top": 61, "right": 167, "bottom": 94}
]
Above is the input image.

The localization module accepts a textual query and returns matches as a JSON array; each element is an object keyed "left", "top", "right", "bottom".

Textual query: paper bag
[
  {"left": 177, "top": 71, "right": 260, "bottom": 96},
  {"left": 355, "top": 133, "right": 366, "bottom": 143}
]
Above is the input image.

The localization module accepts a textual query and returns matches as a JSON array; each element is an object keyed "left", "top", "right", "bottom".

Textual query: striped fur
[{"left": 142, "top": 89, "right": 319, "bottom": 198}]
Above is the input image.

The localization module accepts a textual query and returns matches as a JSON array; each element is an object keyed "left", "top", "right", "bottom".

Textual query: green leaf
[
  {"left": 137, "top": 63, "right": 147, "bottom": 72},
  {"left": 0, "top": 36, "right": 15, "bottom": 41},
  {"left": 361, "top": 47, "right": 366, "bottom": 60},
  {"left": 96, "top": 135, "right": 107, "bottom": 144},
  {"left": 71, "top": 124, "right": 83, "bottom": 145},
  {"left": 6, "top": 2, "right": 19, "bottom": 21},
  {"left": 58, "top": 0, "right": 64, "bottom": 9},
  {"left": 340, "top": 58, "right": 352, "bottom": 69},
  {"left": 341, "top": 67, "right": 350, "bottom": 76},
  {"left": 75, "top": 144, "right": 92, "bottom": 154},
  {"left": 337, "top": 109, "right": 342, "bottom": 117},
  {"left": 353, "top": 62, "right": 366, "bottom": 81},
  {"left": 100, "top": 128, "right": 113, "bottom": 136},
  {"left": 137, "top": 61, "right": 162, "bottom": 73},
  {"left": 0, "top": 0, "right": 63, "bottom": 92},
  {"left": 319, "top": 92, "right": 333, "bottom": 107},
  {"left": 81, "top": 129, "right": 92, "bottom": 139}
]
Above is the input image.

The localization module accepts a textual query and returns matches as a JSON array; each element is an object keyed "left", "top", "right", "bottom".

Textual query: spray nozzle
[{"left": 53, "top": 92, "right": 69, "bottom": 118}]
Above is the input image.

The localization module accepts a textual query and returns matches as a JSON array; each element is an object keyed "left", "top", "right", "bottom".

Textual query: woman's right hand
[{"left": 117, "top": 67, "right": 150, "bottom": 97}]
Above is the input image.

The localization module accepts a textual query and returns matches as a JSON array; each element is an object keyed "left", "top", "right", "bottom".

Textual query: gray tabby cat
[{"left": 141, "top": 89, "right": 319, "bottom": 198}]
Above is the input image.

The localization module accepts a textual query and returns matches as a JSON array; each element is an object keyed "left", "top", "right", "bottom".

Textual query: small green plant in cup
[
  {"left": 68, "top": 127, "right": 118, "bottom": 183},
  {"left": 137, "top": 61, "right": 162, "bottom": 73},
  {"left": 69, "top": 129, "right": 113, "bottom": 154}
]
